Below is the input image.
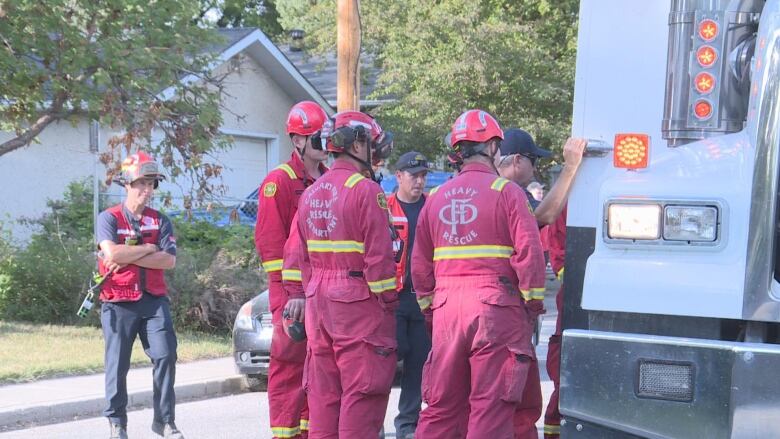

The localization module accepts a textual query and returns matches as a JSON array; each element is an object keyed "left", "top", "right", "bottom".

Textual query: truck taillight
[{"left": 613, "top": 134, "right": 649, "bottom": 169}]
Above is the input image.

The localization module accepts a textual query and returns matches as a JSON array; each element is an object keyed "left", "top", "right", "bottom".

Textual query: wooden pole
[{"left": 337, "top": 0, "right": 360, "bottom": 112}]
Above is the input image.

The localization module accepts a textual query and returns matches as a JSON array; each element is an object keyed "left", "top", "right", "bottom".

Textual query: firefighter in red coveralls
[
  {"left": 412, "top": 109, "right": 546, "bottom": 439},
  {"left": 542, "top": 207, "right": 567, "bottom": 439},
  {"left": 496, "top": 129, "right": 586, "bottom": 439},
  {"left": 255, "top": 101, "right": 329, "bottom": 439},
  {"left": 294, "top": 110, "right": 397, "bottom": 438}
]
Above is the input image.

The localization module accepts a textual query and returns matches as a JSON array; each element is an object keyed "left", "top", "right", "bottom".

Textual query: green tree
[
  {"left": 199, "top": 0, "right": 283, "bottom": 38},
  {"left": 0, "top": 0, "right": 232, "bottom": 201},
  {"left": 276, "top": 0, "right": 579, "bottom": 169}
]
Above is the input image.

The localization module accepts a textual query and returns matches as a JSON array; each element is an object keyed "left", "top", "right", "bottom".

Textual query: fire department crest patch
[
  {"left": 263, "top": 182, "right": 277, "bottom": 197},
  {"left": 377, "top": 193, "right": 388, "bottom": 210}
]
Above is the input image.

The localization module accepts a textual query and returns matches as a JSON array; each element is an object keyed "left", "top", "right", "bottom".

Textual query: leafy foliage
[
  {"left": 0, "top": 0, "right": 232, "bottom": 202},
  {"left": 276, "top": 0, "right": 579, "bottom": 169},
  {"left": 0, "top": 180, "right": 262, "bottom": 333},
  {"left": 199, "top": 0, "right": 283, "bottom": 38}
]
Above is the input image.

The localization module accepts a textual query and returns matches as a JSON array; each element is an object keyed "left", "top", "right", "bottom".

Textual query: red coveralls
[
  {"left": 295, "top": 159, "right": 398, "bottom": 438},
  {"left": 543, "top": 206, "right": 567, "bottom": 439},
  {"left": 255, "top": 153, "right": 326, "bottom": 439},
  {"left": 412, "top": 162, "right": 546, "bottom": 439}
]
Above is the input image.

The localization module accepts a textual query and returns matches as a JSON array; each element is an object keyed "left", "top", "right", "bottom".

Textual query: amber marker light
[
  {"left": 697, "top": 46, "right": 718, "bottom": 67},
  {"left": 614, "top": 134, "right": 650, "bottom": 170},
  {"left": 694, "top": 72, "right": 716, "bottom": 94},
  {"left": 698, "top": 19, "right": 719, "bottom": 42}
]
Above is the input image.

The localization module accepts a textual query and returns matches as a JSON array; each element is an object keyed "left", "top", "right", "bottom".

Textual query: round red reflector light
[
  {"left": 694, "top": 72, "right": 716, "bottom": 94},
  {"left": 696, "top": 46, "right": 718, "bottom": 67},
  {"left": 694, "top": 100, "right": 713, "bottom": 120},
  {"left": 698, "top": 19, "right": 718, "bottom": 42}
]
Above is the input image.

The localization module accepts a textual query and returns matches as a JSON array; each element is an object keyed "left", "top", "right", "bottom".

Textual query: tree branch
[{"left": 0, "top": 94, "right": 67, "bottom": 157}]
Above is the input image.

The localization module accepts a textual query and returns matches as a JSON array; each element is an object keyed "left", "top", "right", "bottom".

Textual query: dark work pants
[
  {"left": 394, "top": 291, "right": 432, "bottom": 437},
  {"left": 101, "top": 294, "right": 178, "bottom": 427}
]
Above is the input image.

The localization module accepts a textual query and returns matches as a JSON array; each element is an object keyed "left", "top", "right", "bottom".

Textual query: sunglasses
[
  {"left": 498, "top": 152, "right": 537, "bottom": 167},
  {"left": 310, "top": 132, "right": 326, "bottom": 151},
  {"left": 401, "top": 159, "right": 428, "bottom": 170}
]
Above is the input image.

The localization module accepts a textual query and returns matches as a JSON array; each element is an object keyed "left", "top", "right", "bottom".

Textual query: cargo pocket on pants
[
  {"left": 421, "top": 351, "right": 432, "bottom": 403},
  {"left": 500, "top": 346, "right": 532, "bottom": 403},
  {"left": 302, "top": 346, "right": 312, "bottom": 394},
  {"left": 359, "top": 336, "right": 397, "bottom": 395}
]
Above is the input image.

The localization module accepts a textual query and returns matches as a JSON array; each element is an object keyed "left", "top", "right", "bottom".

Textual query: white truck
[{"left": 561, "top": 0, "right": 779, "bottom": 437}]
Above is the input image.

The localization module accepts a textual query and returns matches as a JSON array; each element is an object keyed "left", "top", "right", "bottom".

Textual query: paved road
[{"left": 2, "top": 284, "right": 559, "bottom": 439}]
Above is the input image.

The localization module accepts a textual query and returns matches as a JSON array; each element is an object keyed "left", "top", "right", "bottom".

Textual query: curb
[{"left": 0, "top": 376, "right": 247, "bottom": 432}]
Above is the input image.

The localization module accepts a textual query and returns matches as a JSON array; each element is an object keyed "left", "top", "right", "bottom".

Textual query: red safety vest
[
  {"left": 98, "top": 205, "right": 167, "bottom": 302},
  {"left": 386, "top": 193, "right": 425, "bottom": 291}
]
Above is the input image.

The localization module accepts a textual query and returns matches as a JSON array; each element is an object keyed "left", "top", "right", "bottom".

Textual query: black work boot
[
  {"left": 152, "top": 421, "right": 185, "bottom": 439},
  {"left": 109, "top": 422, "right": 128, "bottom": 439}
]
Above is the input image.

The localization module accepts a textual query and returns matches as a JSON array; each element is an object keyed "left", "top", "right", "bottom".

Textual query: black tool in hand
[{"left": 283, "top": 309, "right": 306, "bottom": 342}]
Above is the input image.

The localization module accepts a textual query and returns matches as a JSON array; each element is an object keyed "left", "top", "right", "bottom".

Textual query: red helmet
[
  {"left": 286, "top": 101, "right": 328, "bottom": 136},
  {"left": 450, "top": 109, "right": 504, "bottom": 147},
  {"left": 324, "top": 111, "right": 393, "bottom": 161},
  {"left": 114, "top": 151, "right": 166, "bottom": 187}
]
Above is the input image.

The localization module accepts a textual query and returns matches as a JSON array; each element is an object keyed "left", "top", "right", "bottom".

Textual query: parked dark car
[{"left": 232, "top": 289, "right": 272, "bottom": 391}]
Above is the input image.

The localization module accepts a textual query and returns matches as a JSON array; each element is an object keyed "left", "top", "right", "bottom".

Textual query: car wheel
[{"left": 244, "top": 374, "right": 266, "bottom": 392}]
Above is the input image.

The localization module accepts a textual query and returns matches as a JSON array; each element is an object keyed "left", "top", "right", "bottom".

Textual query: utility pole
[{"left": 337, "top": 0, "right": 360, "bottom": 112}]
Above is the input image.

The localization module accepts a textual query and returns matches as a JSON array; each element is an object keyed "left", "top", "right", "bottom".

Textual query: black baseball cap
[
  {"left": 395, "top": 151, "right": 430, "bottom": 174},
  {"left": 499, "top": 128, "right": 552, "bottom": 160}
]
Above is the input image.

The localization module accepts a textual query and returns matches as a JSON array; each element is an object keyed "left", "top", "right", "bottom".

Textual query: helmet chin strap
[
  {"left": 475, "top": 141, "right": 500, "bottom": 174},
  {"left": 345, "top": 141, "right": 380, "bottom": 182}
]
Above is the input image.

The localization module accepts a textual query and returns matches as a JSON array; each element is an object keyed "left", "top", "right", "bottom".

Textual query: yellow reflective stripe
[
  {"left": 282, "top": 269, "right": 302, "bottom": 282},
  {"left": 276, "top": 163, "right": 297, "bottom": 179},
  {"left": 543, "top": 424, "right": 561, "bottom": 435},
  {"left": 271, "top": 426, "right": 301, "bottom": 438},
  {"left": 344, "top": 173, "right": 365, "bottom": 188},
  {"left": 521, "top": 288, "right": 546, "bottom": 301},
  {"left": 432, "top": 245, "right": 513, "bottom": 261},
  {"left": 557, "top": 267, "right": 565, "bottom": 282},
  {"left": 429, "top": 186, "right": 440, "bottom": 195},
  {"left": 306, "top": 240, "right": 365, "bottom": 253},
  {"left": 367, "top": 277, "right": 397, "bottom": 293},
  {"left": 299, "top": 419, "right": 309, "bottom": 431},
  {"left": 491, "top": 177, "right": 510, "bottom": 191},
  {"left": 261, "top": 259, "right": 283, "bottom": 272},
  {"left": 418, "top": 295, "right": 433, "bottom": 311}
]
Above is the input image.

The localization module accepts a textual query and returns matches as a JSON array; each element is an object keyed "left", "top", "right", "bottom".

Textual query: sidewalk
[{"left": 0, "top": 357, "right": 245, "bottom": 432}]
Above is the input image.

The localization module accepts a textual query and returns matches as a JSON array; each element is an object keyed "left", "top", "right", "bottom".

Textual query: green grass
[{"left": 0, "top": 321, "right": 232, "bottom": 384}]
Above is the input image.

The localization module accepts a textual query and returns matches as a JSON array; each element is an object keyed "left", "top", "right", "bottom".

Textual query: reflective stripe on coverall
[
  {"left": 295, "top": 159, "right": 398, "bottom": 439},
  {"left": 256, "top": 153, "right": 325, "bottom": 438},
  {"left": 543, "top": 206, "right": 567, "bottom": 439},
  {"left": 411, "top": 161, "right": 546, "bottom": 439}
]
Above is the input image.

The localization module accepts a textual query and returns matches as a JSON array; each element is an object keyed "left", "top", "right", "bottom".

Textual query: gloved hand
[
  {"left": 379, "top": 290, "right": 399, "bottom": 314},
  {"left": 525, "top": 299, "right": 546, "bottom": 321}
]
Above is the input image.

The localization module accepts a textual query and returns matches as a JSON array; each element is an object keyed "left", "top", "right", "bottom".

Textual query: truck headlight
[
  {"left": 234, "top": 301, "right": 255, "bottom": 331},
  {"left": 663, "top": 205, "right": 718, "bottom": 242},
  {"left": 607, "top": 203, "right": 662, "bottom": 240}
]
